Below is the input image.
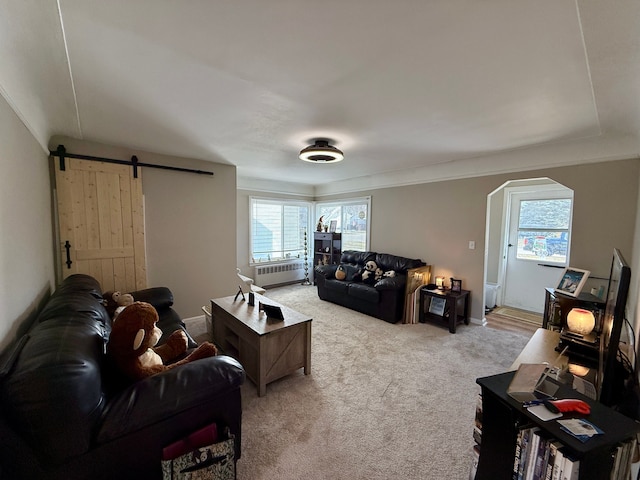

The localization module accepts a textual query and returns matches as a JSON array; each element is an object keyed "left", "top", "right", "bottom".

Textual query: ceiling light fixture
[{"left": 299, "top": 140, "right": 344, "bottom": 163}]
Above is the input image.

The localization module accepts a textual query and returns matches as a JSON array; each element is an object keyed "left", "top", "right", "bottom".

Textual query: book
[
  {"left": 513, "top": 428, "right": 524, "bottom": 479},
  {"left": 551, "top": 445, "right": 565, "bottom": 480},
  {"left": 560, "top": 452, "right": 579, "bottom": 480},
  {"left": 544, "top": 440, "right": 562, "bottom": 480},
  {"left": 530, "top": 430, "right": 550, "bottom": 480},
  {"left": 517, "top": 427, "right": 535, "bottom": 480},
  {"left": 525, "top": 428, "right": 541, "bottom": 480}
]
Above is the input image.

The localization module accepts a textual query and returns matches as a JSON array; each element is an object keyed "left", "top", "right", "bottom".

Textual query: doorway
[{"left": 484, "top": 179, "right": 574, "bottom": 320}]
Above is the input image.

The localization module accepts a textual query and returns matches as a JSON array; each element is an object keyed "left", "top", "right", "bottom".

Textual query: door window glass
[{"left": 516, "top": 199, "right": 571, "bottom": 264}]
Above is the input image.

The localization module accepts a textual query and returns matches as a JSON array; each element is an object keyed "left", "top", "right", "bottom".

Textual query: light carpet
[{"left": 188, "top": 284, "right": 533, "bottom": 480}]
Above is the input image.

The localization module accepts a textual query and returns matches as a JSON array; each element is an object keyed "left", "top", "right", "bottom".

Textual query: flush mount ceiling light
[{"left": 299, "top": 140, "right": 344, "bottom": 163}]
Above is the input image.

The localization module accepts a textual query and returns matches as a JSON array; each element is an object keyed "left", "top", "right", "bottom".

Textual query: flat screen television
[{"left": 597, "top": 248, "right": 632, "bottom": 408}]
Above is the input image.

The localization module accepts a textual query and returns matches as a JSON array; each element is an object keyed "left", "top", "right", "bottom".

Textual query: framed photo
[
  {"left": 428, "top": 297, "right": 446, "bottom": 316},
  {"left": 555, "top": 267, "right": 590, "bottom": 297},
  {"left": 451, "top": 278, "right": 462, "bottom": 292},
  {"left": 329, "top": 220, "right": 337, "bottom": 233}
]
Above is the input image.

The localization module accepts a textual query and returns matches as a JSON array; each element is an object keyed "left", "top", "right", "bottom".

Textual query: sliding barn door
[{"left": 53, "top": 157, "right": 147, "bottom": 292}]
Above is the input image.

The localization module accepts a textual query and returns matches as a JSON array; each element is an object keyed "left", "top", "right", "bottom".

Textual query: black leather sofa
[
  {"left": 0, "top": 274, "right": 245, "bottom": 480},
  {"left": 315, "top": 250, "right": 426, "bottom": 323}
]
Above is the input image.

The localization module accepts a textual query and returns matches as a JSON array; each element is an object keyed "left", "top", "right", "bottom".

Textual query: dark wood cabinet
[
  {"left": 313, "top": 232, "right": 341, "bottom": 267},
  {"left": 418, "top": 287, "right": 470, "bottom": 333},
  {"left": 542, "top": 287, "right": 605, "bottom": 331},
  {"left": 475, "top": 371, "right": 639, "bottom": 480}
]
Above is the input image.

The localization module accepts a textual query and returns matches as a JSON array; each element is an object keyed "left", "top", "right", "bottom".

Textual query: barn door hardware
[
  {"left": 64, "top": 241, "right": 72, "bottom": 269},
  {"left": 51, "top": 145, "right": 214, "bottom": 178}
]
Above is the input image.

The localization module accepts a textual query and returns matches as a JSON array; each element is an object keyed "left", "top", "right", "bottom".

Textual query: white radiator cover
[{"left": 253, "top": 261, "right": 306, "bottom": 287}]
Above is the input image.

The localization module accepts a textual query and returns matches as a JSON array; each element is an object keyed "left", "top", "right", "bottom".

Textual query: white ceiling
[{"left": 1, "top": 1, "right": 639, "bottom": 195}]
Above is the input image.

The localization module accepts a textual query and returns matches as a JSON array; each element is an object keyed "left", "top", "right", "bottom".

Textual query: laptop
[{"left": 507, "top": 363, "right": 559, "bottom": 403}]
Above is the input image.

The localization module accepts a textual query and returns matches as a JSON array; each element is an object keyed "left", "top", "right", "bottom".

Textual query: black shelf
[
  {"left": 474, "top": 371, "right": 640, "bottom": 480},
  {"left": 313, "top": 232, "right": 341, "bottom": 267}
]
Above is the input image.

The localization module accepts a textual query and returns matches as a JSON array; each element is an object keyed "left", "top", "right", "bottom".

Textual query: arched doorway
[{"left": 484, "top": 178, "right": 574, "bottom": 320}]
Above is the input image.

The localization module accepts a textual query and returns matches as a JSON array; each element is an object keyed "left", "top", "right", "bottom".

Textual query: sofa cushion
[
  {"left": 324, "top": 279, "right": 349, "bottom": 294},
  {"left": 348, "top": 283, "right": 380, "bottom": 302}
]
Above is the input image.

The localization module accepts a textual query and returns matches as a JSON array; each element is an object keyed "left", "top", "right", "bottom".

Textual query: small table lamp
[
  {"left": 435, "top": 276, "right": 445, "bottom": 290},
  {"left": 566, "top": 308, "right": 596, "bottom": 336}
]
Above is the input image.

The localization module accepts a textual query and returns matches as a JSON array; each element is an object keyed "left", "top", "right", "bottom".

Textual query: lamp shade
[
  {"left": 435, "top": 276, "right": 445, "bottom": 289},
  {"left": 566, "top": 308, "right": 596, "bottom": 336},
  {"left": 299, "top": 140, "right": 344, "bottom": 163}
]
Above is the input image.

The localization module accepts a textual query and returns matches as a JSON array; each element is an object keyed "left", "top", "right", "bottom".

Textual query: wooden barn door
[{"left": 53, "top": 157, "right": 147, "bottom": 292}]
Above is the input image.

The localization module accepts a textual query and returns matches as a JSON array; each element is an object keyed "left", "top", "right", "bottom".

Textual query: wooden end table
[
  {"left": 210, "top": 293, "right": 312, "bottom": 396},
  {"left": 419, "top": 287, "right": 470, "bottom": 333}
]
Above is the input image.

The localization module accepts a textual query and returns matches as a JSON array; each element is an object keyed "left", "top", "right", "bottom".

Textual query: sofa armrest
[
  {"left": 128, "top": 287, "right": 174, "bottom": 310},
  {"left": 315, "top": 264, "right": 338, "bottom": 279},
  {"left": 98, "top": 355, "right": 245, "bottom": 442},
  {"left": 374, "top": 276, "right": 406, "bottom": 291}
]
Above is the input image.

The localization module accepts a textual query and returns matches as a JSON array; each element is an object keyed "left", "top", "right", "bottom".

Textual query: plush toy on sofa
[
  {"left": 374, "top": 268, "right": 384, "bottom": 282},
  {"left": 103, "top": 291, "right": 135, "bottom": 320},
  {"left": 361, "top": 260, "right": 378, "bottom": 284},
  {"left": 107, "top": 301, "right": 218, "bottom": 381}
]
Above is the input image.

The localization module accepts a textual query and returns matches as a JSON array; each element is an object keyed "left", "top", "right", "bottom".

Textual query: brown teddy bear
[
  {"left": 103, "top": 291, "right": 135, "bottom": 320},
  {"left": 107, "top": 301, "right": 218, "bottom": 381}
]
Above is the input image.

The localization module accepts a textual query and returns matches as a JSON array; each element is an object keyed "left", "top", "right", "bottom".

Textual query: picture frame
[
  {"left": 450, "top": 278, "right": 462, "bottom": 293},
  {"left": 428, "top": 297, "right": 446, "bottom": 316},
  {"left": 329, "top": 220, "right": 337, "bottom": 233},
  {"left": 555, "top": 267, "right": 590, "bottom": 297}
]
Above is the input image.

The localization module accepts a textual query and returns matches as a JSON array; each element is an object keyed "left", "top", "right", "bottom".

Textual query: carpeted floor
[{"left": 188, "top": 285, "right": 533, "bottom": 480}]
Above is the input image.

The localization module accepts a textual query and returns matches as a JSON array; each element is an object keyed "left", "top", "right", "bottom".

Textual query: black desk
[{"left": 475, "top": 369, "right": 640, "bottom": 479}]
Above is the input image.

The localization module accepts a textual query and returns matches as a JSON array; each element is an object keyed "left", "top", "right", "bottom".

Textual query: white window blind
[{"left": 250, "top": 198, "right": 310, "bottom": 264}]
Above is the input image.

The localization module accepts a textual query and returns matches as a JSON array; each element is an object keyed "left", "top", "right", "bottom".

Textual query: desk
[{"left": 510, "top": 328, "right": 568, "bottom": 370}]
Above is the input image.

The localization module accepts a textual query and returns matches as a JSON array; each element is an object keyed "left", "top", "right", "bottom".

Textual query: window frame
[
  {"left": 249, "top": 196, "right": 312, "bottom": 266},
  {"left": 314, "top": 196, "right": 371, "bottom": 252}
]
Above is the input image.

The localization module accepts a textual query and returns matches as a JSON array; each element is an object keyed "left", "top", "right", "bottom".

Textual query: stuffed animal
[
  {"left": 335, "top": 264, "right": 347, "bottom": 281},
  {"left": 374, "top": 268, "right": 384, "bottom": 281},
  {"left": 103, "top": 291, "right": 135, "bottom": 320},
  {"left": 383, "top": 270, "right": 396, "bottom": 278},
  {"left": 107, "top": 301, "right": 218, "bottom": 381},
  {"left": 361, "top": 260, "right": 378, "bottom": 284}
]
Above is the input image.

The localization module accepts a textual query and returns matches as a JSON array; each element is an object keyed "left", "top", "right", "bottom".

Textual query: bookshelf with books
[{"left": 473, "top": 371, "right": 639, "bottom": 480}]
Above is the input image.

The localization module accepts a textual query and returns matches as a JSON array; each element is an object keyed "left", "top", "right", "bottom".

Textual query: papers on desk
[{"left": 558, "top": 418, "right": 604, "bottom": 442}]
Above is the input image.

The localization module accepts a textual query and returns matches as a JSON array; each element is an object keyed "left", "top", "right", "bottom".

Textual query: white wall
[{"left": 0, "top": 95, "right": 55, "bottom": 350}]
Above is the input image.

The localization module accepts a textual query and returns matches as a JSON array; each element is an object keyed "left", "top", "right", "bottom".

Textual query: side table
[{"left": 419, "top": 287, "right": 470, "bottom": 333}]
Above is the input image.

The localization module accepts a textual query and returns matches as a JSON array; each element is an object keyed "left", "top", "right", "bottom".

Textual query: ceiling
[{"left": 1, "top": 1, "right": 639, "bottom": 195}]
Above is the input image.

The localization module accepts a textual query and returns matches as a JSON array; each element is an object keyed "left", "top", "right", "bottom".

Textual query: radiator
[{"left": 253, "top": 261, "right": 306, "bottom": 287}]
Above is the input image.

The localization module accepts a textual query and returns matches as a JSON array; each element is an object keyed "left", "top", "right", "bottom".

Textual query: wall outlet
[{"left": 468, "top": 241, "right": 475, "bottom": 250}]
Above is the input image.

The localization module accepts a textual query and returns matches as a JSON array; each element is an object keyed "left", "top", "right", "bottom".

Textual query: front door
[
  {"left": 502, "top": 187, "right": 573, "bottom": 313},
  {"left": 53, "top": 156, "right": 147, "bottom": 292}
]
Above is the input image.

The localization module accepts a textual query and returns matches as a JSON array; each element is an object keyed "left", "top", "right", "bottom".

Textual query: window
[
  {"left": 516, "top": 198, "right": 571, "bottom": 265},
  {"left": 250, "top": 197, "right": 311, "bottom": 264},
  {"left": 316, "top": 197, "right": 370, "bottom": 251}
]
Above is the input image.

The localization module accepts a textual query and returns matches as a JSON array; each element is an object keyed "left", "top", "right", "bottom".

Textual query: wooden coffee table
[{"left": 210, "top": 293, "right": 312, "bottom": 396}]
